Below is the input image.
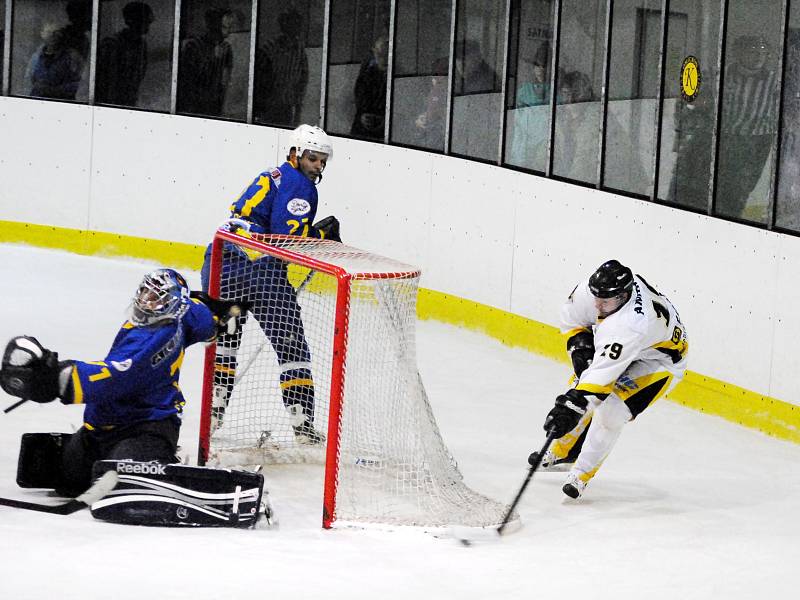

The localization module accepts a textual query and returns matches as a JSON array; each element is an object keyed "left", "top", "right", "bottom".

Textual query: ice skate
[
  {"left": 562, "top": 472, "right": 586, "bottom": 499},
  {"left": 528, "top": 448, "right": 574, "bottom": 472}
]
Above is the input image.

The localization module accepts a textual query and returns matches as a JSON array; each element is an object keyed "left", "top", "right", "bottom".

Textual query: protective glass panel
[
  {"left": 389, "top": 0, "right": 452, "bottom": 151},
  {"left": 325, "top": 0, "right": 391, "bottom": 141},
  {"left": 503, "top": 0, "right": 556, "bottom": 173},
  {"left": 450, "top": 0, "right": 504, "bottom": 161},
  {"left": 1, "top": 1, "right": 5, "bottom": 76},
  {"left": 551, "top": 0, "right": 606, "bottom": 183},
  {"left": 714, "top": 0, "right": 782, "bottom": 223},
  {"left": 603, "top": 0, "right": 661, "bottom": 196},
  {"left": 254, "top": 0, "right": 323, "bottom": 128},
  {"left": 656, "top": 1, "right": 721, "bottom": 210},
  {"left": 95, "top": 0, "right": 174, "bottom": 111},
  {"left": 176, "top": 0, "right": 252, "bottom": 120},
  {"left": 774, "top": 5, "right": 800, "bottom": 231},
  {"left": 11, "top": 0, "right": 93, "bottom": 102}
]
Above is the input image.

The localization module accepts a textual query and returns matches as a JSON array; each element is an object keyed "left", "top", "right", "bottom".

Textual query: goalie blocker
[{"left": 14, "top": 434, "right": 267, "bottom": 527}]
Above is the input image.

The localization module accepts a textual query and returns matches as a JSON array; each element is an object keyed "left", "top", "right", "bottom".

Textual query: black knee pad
[{"left": 17, "top": 432, "right": 72, "bottom": 489}]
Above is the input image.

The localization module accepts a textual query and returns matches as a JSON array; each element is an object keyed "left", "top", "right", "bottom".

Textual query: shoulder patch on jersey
[
  {"left": 110, "top": 359, "right": 132, "bottom": 372},
  {"left": 270, "top": 168, "right": 282, "bottom": 186},
  {"left": 287, "top": 198, "right": 311, "bottom": 216}
]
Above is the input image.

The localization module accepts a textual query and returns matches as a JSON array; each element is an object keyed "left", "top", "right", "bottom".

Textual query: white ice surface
[{"left": 0, "top": 244, "right": 798, "bottom": 600}]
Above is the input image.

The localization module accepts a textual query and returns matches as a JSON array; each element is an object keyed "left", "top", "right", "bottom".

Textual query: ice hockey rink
[{"left": 0, "top": 243, "right": 798, "bottom": 600}]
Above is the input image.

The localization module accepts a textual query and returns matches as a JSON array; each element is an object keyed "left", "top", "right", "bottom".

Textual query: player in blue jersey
[
  {"left": 0, "top": 268, "right": 246, "bottom": 496},
  {"left": 201, "top": 124, "right": 340, "bottom": 444}
]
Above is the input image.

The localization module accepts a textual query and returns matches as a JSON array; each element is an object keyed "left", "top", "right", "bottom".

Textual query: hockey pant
[
  {"left": 59, "top": 417, "right": 180, "bottom": 496},
  {"left": 201, "top": 245, "right": 316, "bottom": 426},
  {"left": 552, "top": 359, "right": 684, "bottom": 487}
]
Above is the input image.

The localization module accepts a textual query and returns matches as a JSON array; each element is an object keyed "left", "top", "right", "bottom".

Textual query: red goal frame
[{"left": 197, "top": 229, "right": 421, "bottom": 528}]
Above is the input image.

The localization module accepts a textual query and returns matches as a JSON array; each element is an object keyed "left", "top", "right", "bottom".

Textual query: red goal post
[{"left": 198, "top": 228, "right": 514, "bottom": 530}]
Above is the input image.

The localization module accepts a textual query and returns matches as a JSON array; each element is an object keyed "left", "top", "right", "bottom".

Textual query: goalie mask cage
[{"left": 199, "top": 229, "right": 514, "bottom": 530}]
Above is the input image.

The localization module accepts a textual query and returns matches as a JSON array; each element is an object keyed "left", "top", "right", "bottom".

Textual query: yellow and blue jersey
[
  {"left": 65, "top": 299, "right": 216, "bottom": 429},
  {"left": 229, "top": 160, "right": 323, "bottom": 237}
]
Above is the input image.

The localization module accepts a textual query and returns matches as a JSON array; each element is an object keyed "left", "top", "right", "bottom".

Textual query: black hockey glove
[
  {"left": 0, "top": 336, "right": 70, "bottom": 403},
  {"left": 544, "top": 389, "right": 589, "bottom": 438},
  {"left": 190, "top": 292, "right": 251, "bottom": 336},
  {"left": 314, "top": 215, "right": 341, "bottom": 242},
  {"left": 566, "top": 330, "right": 595, "bottom": 378}
]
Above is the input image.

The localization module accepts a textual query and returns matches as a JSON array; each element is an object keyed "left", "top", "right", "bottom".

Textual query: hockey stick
[
  {"left": 496, "top": 430, "right": 558, "bottom": 535},
  {"left": 0, "top": 470, "right": 118, "bottom": 515},
  {"left": 230, "top": 268, "right": 317, "bottom": 386},
  {"left": 296, "top": 267, "right": 315, "bottom": 293},
  {"left": 4, "top": 398, "right": 28, "bottom": 414}
]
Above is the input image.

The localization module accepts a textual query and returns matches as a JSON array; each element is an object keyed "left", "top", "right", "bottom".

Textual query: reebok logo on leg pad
[{"left": 114, "top": 462, "right": 167, "bottom": 475}]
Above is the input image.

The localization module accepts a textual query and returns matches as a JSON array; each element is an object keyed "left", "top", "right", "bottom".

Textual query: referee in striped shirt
[{"left": 716, "top": 35, "right": 780, "bottom": 220}]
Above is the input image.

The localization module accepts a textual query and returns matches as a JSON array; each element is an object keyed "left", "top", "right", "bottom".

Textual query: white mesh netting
[{"left": 203, "top": 233, "right": 513, "bottom": 528}]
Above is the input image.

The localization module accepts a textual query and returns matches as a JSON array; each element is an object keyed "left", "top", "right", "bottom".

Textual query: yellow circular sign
[{"left": 681, "top": 56, "right": 700, "bottom": 102}]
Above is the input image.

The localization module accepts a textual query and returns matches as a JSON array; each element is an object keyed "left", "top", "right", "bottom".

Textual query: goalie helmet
[
  {"left": 289, "top": 124, "right": 333, "bottom": 160},
  {"left": 130, "top": 269, "right": 190, "bottom": 326},
  {"left": 588, "top": 260, "right": 633, "bottom": 299}
]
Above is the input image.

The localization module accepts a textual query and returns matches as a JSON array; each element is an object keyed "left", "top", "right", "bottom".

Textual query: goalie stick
[{"left": 0, "top": 470, "right": 118, "bottom": 515}]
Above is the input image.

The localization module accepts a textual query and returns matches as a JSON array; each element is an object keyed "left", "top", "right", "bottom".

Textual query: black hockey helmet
[{"left": 588, "top": 260, "right": 634, "bottom": 299}]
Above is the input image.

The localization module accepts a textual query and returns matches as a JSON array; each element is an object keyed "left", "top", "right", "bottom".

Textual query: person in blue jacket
[
  {"left": 201, "top": 124, "right": 340, "bottom": 444},
  {"left": 0, "top": 268, "right": 245, "bottom": 495}
]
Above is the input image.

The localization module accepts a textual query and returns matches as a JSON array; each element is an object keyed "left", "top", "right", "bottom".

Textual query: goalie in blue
[
  {"left": 200, "top": 124, "right": 341, "bottom": 444},
  {"left": 0, "top": 268, "right": 246, "bottom": 496}
]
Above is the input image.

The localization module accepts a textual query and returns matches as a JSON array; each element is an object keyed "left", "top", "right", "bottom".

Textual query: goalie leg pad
[
  {"left": 89, "top": 461, "right": 265, "bottom": 528},
  {"left": 16, "top": 432, "right": 72, "bottom": 489}
]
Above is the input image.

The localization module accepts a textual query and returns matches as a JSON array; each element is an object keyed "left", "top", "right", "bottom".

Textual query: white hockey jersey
[{"left": 560, "top": 274, "right": 689, "bottom": 396}]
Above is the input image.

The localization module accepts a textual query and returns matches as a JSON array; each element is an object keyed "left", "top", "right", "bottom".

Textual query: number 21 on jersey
[{"left": 287, "top": 218, "right": 310, "bottom": 236}]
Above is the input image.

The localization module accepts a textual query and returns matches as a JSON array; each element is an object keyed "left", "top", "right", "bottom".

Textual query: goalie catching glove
[
  {"left": 544, "top": 389, "right": 589, "bottom": 438},
  {"left": 0, "top": 336, "right": 73, "bottom": 404},
  {"left": 190, "top": 292, "right": 250, "bottom": 336},
  {"left": 314, "top": 215, "right": 341, "bottom": 242}
]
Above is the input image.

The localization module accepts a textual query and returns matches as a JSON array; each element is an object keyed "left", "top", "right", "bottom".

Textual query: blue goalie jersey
[{"left": 66, "top": 299, "right": 216, "bottom": 429}]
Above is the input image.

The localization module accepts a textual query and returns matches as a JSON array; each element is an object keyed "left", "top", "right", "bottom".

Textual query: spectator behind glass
[
  {"left": 351, "top": 35, "right": 388, "bottom": 140},
  {"left": 517, "top": 42, "right": 551, "bottom": 107},
  {"left": 414, "top": 55, "right": 450, "bottom": 148},
  {"left": 178, "top": 8, "right": 235, "bottom": 116},
  {"left": 24, "top": 0, "right": 92, "bottom": 101},
  {"left": 60, "top": 0, "right": 92, "bottom": 59},
  {"left": 454, "top": 39, "right": 496, "bottom": 95},
  {"left": 254, "top": 9, "right": 309, "bottom": 126},
  {"left": 554, "top": 70, "right": 596, "bottom": 181},
  {"left": 96, "top": 2, "right": 155, "bottom": 107},
  {"left": 716, "top": 34, "right": 780, "bottom": 220}
]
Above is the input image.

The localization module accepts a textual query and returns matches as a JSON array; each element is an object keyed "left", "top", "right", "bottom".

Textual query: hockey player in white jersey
[{"left": 531, "top": 259, "right": 688, "bottom": 499}]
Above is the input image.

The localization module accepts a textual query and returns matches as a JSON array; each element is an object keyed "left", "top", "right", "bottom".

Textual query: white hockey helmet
[{"left": 289, "top": 124, "right": 333, "bottom": 160}]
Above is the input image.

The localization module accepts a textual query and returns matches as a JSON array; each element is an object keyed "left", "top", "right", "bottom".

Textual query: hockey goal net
[{"left": 199, "top": 229, "right": 513, "bottom": 529}]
